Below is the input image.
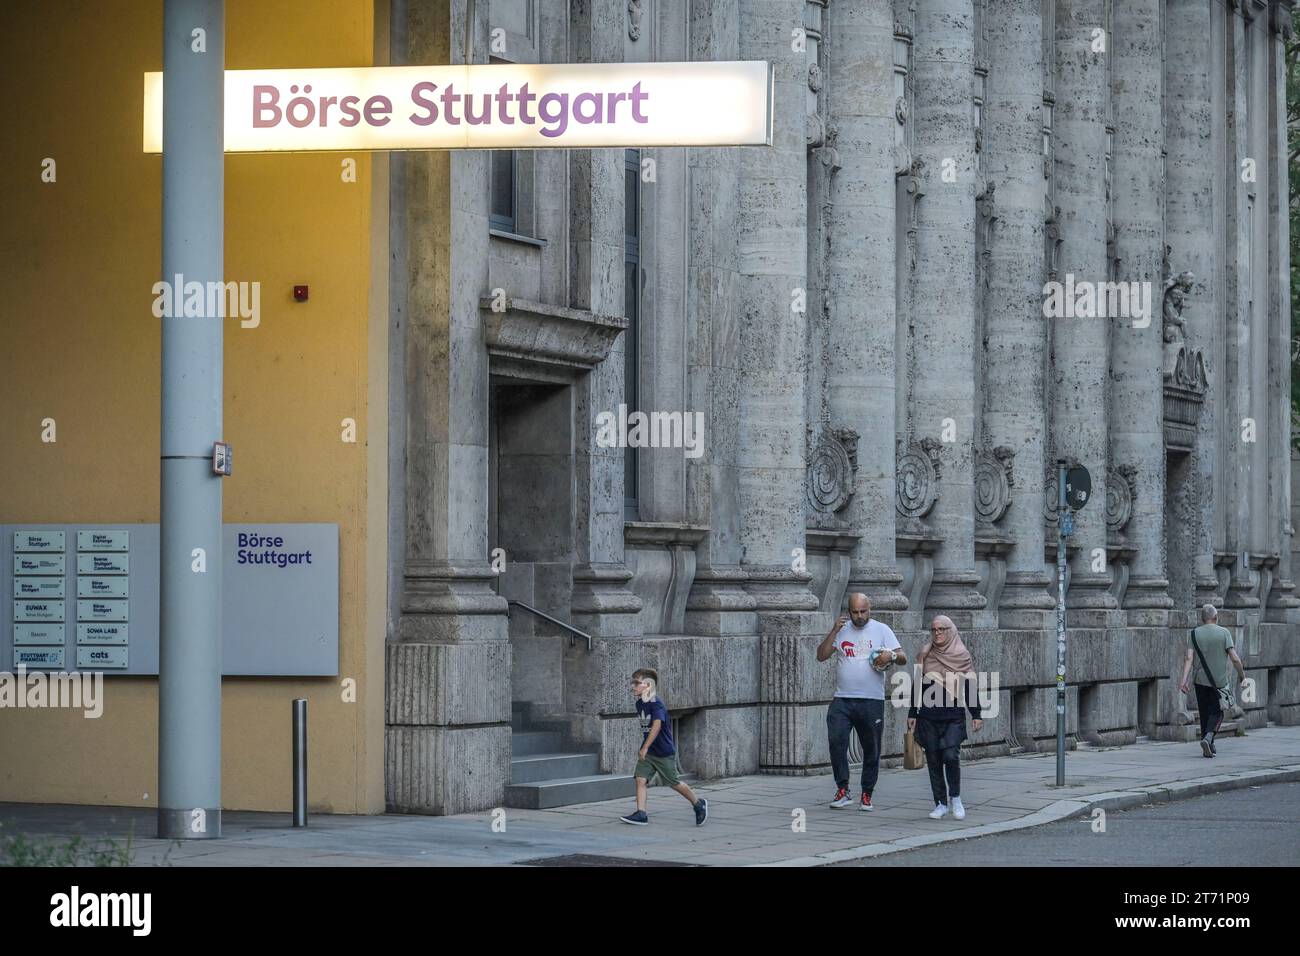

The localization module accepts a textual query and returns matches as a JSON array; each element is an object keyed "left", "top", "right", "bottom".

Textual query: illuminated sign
[{"left": 143, "top": 62, "right": 772, "bottom": 153}]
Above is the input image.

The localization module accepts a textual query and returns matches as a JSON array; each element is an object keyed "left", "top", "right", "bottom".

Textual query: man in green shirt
[{"left": 1179, "top": 604, "right": 1246, "bottom": 758}]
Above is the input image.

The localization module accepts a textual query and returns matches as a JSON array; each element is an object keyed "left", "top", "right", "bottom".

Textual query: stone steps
[
  {"left": 510, "top": 751, "right": 600, "bottom": 784},
  {"left": 505, "top": 772, "right": 637, "bottom": 809}
]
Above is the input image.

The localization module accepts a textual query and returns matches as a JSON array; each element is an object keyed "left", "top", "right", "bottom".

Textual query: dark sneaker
[
  {"left": 694, "top": 798, "right": 708, "bottom": 826},
  {"left": 830, "top": 788, "right": 852, "bottom": 808},
  {"left": 1210, "top": 740, "right": 1217, "bottom": 755},
  {"left": 1200, "top": 736, "right": 1213, "bottom": 758},
  {"left": 620, "top": 810, "right": 649, "bottom": 825},
  {"left": 860, "top": 793, "right": 874, "bottom": 812}
]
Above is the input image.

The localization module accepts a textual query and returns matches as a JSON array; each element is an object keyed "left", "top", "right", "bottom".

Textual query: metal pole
[
  {"left": 158, "top": 0, "right": 225, "bottom": 840},
  {"left": 292, "top": 699, "right": 308, "bottom": 827},
  {"left": 1056, "top": 460, "right": 1068, "bottom": 787}
]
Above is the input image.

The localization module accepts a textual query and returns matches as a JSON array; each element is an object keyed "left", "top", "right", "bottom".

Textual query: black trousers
[
  {"left": 827, "top": 697, "right": 884, "bottom": 794},
  {"left": 924, "top": 745, "right": 961, "bottom": 804},
  {"left": 1194, "top": 682, "right": 1224, "bottom": 741}
]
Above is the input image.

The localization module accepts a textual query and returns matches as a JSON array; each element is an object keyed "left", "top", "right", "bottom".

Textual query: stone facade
[{"left": 385, "top": 0, "right": 1300, "bottom": 812}]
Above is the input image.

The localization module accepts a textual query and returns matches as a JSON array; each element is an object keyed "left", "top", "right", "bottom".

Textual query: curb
[{"left": 756, "top": 763, "right": 1300, "bottom": 867}]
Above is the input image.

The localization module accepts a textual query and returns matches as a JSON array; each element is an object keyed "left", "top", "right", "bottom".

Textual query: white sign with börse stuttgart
[{"left": 143, "top": 61, "right": 773, "bottom": 153}]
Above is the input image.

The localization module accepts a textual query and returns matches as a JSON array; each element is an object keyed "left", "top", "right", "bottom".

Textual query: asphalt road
[{"left": 836, "top": 781, "right": 1300, "bottom": 866}]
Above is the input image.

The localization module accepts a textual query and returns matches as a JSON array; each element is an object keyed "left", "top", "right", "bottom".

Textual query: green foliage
[{"left": 0, "top": 822, "right": 133, "bottom": 867}]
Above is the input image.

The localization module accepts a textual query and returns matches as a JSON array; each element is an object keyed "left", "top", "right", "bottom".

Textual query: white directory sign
[
  {"left": 77, "top": 530, "right": 129, "bottom": 551},
  {"left": 15, "top": 578, "right": 65, "bottom": 599},
  {"left": 15, "top": 647, "right": 65, "bottom": 669},
  {"left": 77, "top": 600, "right": 128, "bottom": 623},
  {"left": 77, "top": 623, "right": 128, "bottom": 645},
  {"left": 77, "top": 577, "right": 129, "bottom": 599},
  {"left": 78, "top": 553, "right": 128, "bottom": 575},
  {"left": 14, "top": 623, "right": 64, "bottom": 645},
  {"left": 16, "top": 554, "right": 65, "bottom": 575},
  {"left": 15, "top": 600, "right": 64, "bottom": 622},
  {"left": 14, "top": 531, "right": 64, "bottom": 552},
  {"left": 77, "top": 646, "right": 128, "bottom": 669}
]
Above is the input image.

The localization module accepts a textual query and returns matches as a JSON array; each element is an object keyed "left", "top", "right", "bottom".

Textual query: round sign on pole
[{"left": 1065, "top": 466, "right": 1091, "bottom": 510}]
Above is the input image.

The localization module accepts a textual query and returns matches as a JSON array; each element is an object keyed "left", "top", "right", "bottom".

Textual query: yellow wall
[{"left": 0, "top": 0, "right": 386, "bottom": 813}]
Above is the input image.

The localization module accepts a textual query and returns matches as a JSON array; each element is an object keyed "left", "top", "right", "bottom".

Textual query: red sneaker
[
  {"left": 830, "top": 788, "right": 852, "bottom": 808},
  {"left": 859, "top": 792, "right": 874, "bottom": 812}
]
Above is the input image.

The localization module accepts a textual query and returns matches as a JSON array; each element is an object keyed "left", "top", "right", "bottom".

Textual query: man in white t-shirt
[{"left": 816, "top": 592, "right": 906, "bottom": 811}]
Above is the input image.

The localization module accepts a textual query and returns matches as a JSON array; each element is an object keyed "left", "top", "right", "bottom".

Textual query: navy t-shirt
[{"left": 636, "top": 697, "right": 675, "bottom": 757}]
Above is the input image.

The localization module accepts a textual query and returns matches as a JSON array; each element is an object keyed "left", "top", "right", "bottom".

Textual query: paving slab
[{"left": 2, "top": 726, "right": 1299, "bottom": 867}]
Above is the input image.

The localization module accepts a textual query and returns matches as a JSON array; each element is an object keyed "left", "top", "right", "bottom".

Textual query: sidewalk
[{"left": 5, "top": 726, "right": 1299, "bottom": 867}]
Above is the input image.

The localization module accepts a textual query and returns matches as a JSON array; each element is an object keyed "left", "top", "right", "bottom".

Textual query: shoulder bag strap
[{"left": 1190, "top": 629, "right": 1220, "bottom": 691}]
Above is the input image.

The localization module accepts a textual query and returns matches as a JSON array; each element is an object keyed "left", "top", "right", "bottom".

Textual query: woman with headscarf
[{"left": 907, "top": 615, "right": 983, "bottom": 820}]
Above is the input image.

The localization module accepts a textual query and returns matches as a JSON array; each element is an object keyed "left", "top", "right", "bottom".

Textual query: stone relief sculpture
[
  {"left": 1161, "top": 251, "right": 1208, "bottom": 393},
  {"left": 807, "top": 425, "right": 860, "bottom": 518},
  {"left": 1162, "top": 268, "right": 1194, "bottom": 345},
  {"left": 897, "top": 436, "right": 943, "bottom": 520},
  {"left": 974, "top": 445, "right": 1015, "bottom": 526},
  {"left": 1106, "top": 464, "right": 1138, "bottom": 534}
]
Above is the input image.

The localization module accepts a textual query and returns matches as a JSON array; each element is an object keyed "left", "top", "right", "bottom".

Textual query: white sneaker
[
  {"left": 951, "top": 797, "right": 966, "bottom": 820},
  {"left": 928, "top": 803, "right": 949, "bottom": 819}
]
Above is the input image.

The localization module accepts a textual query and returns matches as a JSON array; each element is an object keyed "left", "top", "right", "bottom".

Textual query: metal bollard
[{"left": 292, "top": 698, "right": 308, "bottom": 827}]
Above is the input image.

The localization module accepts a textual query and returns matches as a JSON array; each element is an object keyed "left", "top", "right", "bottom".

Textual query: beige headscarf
[{"left": 920, "top": 615, "right": 974, "bottom": 683}]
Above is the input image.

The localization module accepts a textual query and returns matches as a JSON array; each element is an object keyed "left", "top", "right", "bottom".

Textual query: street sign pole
[{"left": 1055, "top": 460, "right": 1068, "bottom": 787}]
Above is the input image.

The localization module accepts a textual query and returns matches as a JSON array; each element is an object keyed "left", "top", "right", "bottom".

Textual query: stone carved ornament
[
  {"left": 1162, "top": 269, "right": 1194, "bottom": 345},
  {"left": 1161, "top": 250, "right": 1209, "bottom": 392},
  {"left": 1042, "top": 458, "right": 1080, "bottom": 526},
  {"left": 1105, "top": 464, "right": 1137, "bottom": 534},
  {"left": 897, "top": 437, "right": 942, "bottom": 519},
  {"left": 974, "top": 445, "right": 1015, "bottom": 525},
  {"left": 807, "top": 426, "right": 859, "bottom": 515},
  {"left": 627, "top": 0, "right": 644, "bottom": 41}
]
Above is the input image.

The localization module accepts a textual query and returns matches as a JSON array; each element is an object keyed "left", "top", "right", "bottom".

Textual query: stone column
[
  {"left": 1267, "top": 1, "right": 1300, "bottom": 620},
  {"left": 685, "top": 0, "right": 758, "bottom": 637},
  {"left": 1109, "top": 0, "right": 1174, "bottom": 624},
  {"left": 1164, "top": 0, "right": 1222, "bottom": 607},
  {"left": 387, "top": 0, "right": 510, "bottom": 815},
  {"left": 981, "top": 0, "right": 1057, "bottom": 628},
  {"left": 568, "top": 0, "right": 642, "bottom": 638},
  {"left": 737, "top": 0, "right": 822, "bottom": 773},
  {"left": 1050, "top": 0, "right": 1121, "bottom": 626},
  {"left": 910, "top": 0, "right": 991, "bottom": 627},
  {"left": 825, "top": 0, "right": 908, "bottom": 613}
]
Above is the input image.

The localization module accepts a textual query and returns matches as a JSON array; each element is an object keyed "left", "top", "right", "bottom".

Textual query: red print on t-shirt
[{"left": 840, "top": 641, "right": 855, "bottom": 657}]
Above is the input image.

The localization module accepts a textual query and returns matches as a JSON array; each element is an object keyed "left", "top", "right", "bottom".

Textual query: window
[
  {"left": 489, "top": 150, "right": 516, "bottom": 233},
  {"left": 624, "top": 148, "right": 641, "bottom": 516}
]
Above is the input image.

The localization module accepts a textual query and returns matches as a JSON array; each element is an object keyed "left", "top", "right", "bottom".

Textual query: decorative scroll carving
[
  {"left": 1105, "top": 464, "right": 1137, "bottom": 534},
  {"left": 808, "top": 62, "right": 823, "bottom": 93},
  {"left": 897, "top": 437, "right": 942, "bottom": 519},
  {"left": 807, "top": 426, "right": 859, "bottom": 516},
  {"left": 1045, "top": 199, "right": 1063, "bottom": 282},
  {"left": 975, "top": 445, "right": 1015, "bottom": 525},
  {"left": 627, "top": 0, "right": 644, "bottom": 41}
]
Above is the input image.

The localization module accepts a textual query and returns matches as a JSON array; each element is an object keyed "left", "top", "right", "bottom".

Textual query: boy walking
[{"left": 620, "top": 668, "right": 708, "bottom": 826}]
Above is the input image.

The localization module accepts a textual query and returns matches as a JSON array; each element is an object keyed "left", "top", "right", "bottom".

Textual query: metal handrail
[{"left": 507, "top": 601, "right": 593, "bottom": 651}]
